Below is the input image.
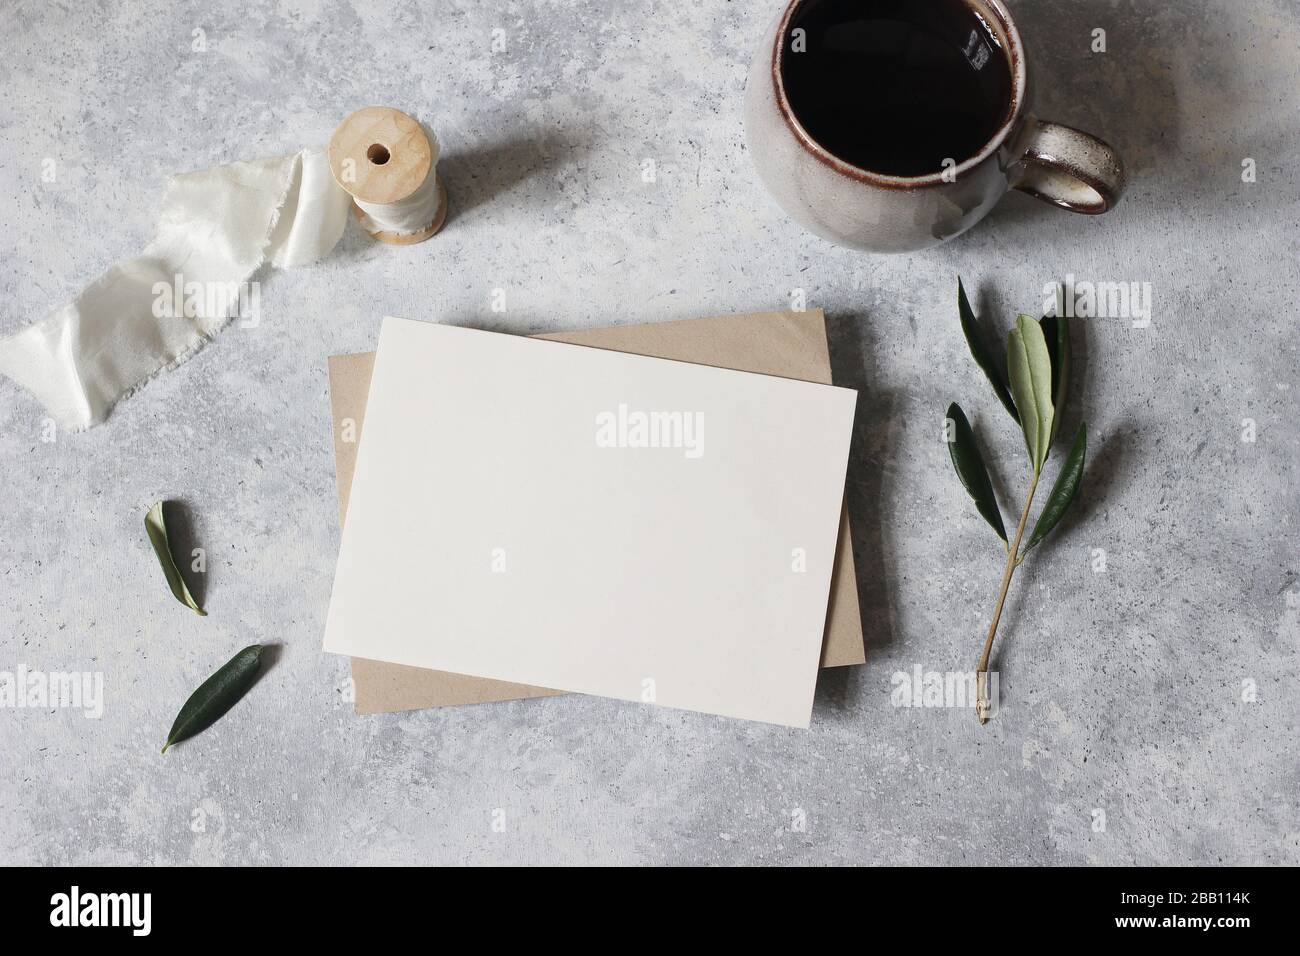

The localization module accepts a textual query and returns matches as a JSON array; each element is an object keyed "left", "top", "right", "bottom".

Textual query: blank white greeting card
[{"left": 322, "top": 317, "right": 857, "bottom": 727}]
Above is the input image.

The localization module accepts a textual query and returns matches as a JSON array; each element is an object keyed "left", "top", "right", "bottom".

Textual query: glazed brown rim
[{"left": 771, "top": 0, "right": 1029, "bottom": 190}]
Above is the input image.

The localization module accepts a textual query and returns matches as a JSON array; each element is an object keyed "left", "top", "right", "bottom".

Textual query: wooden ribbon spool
[{"left": 327, "top": 106, "right": 449, "bottom": 245}]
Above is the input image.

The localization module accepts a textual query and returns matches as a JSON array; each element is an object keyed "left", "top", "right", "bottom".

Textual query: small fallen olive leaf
[
  {"left": 162, "top": 644, "right": 264, "bottom": 753},
  {"left": 1040, "top": 312, "right": 1071, "bottom": 447},
  {"left": 958, "top": 277, "right": 1019, "bottom": 423},
  {"left": 1007, "top": 315, "right": 1056, "bottom": 474},
  {"left": 946, "top": 403, "right": 1007, "bottom": 543},
  {"left": 144, "top": 501, "right": 205, "bottom": 616},
  {"left": 1022, "top": 423, "right": 1087, "bottom": 555}
]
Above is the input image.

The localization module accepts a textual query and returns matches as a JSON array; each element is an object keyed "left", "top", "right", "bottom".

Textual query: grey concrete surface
[{"left": 0, "top": 0, "right": 1296, "bottom": 866}]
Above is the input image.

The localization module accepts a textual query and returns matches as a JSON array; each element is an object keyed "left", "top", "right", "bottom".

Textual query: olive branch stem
[{"left": 975, "top": 470, "right": 1038, "bottom": 723}]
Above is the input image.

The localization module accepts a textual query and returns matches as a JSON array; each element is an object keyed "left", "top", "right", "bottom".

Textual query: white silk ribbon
[{"left": 0, "top": 148, "right": 351, "bottom": 430}]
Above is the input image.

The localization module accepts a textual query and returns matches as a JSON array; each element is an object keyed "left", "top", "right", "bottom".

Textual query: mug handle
[{"left": 1009, "top": 116, "right": 1126, "bottom": 214}]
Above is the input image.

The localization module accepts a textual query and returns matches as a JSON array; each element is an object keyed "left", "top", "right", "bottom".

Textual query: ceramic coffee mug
[{"left": 744, "top": 0, "right": 1126, "bottom": 253}]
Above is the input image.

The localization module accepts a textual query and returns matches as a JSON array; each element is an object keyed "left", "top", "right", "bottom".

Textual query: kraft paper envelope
[
  {"left": 322, "top": 317, "right": 856, "bottom": 727},
  {"left": 328, "top": 309, "right": 866, "bottom": 715}
]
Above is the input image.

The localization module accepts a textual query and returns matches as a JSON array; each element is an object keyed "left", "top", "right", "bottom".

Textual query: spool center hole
[{"left": 367, "top": 144, "right": 390, "bottom": 166}]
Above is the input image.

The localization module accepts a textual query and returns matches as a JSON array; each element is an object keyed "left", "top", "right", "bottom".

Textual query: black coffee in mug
[{"left": 781, "top": 0, "right": 1013, "bottom": 177}]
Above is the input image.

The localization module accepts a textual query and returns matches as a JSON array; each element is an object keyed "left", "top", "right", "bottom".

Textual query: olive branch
[{"left": 946, "top": 279, "right": 1087, "bottom": 723}]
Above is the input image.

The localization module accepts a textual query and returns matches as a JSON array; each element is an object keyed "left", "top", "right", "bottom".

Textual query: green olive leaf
[
  {"left": 1022, "top": 423, "right": 1086, "bottom": 555},
  {"left": 1039, "top": 312, "right": 1071, "bottom": 447},
  {"left": 1007, "top": 315, "right": 1056, "bottom": 474},
  {"left": 945, "top": 403, "right": 1007, "bottom": 543},
  {"left": 958, "top": 277, "right": 1019, "bottom": 423},
  {"left": 144, "top": 501, "right": 206, "bottom": 616},
  {"left": 162, "top": 644, "right": 265, "bottom": 753}
]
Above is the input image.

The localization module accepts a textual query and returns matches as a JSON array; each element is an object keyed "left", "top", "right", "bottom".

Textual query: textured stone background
[{"left": 0, "top": 0, "right": 1296, "bottom": 865}]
